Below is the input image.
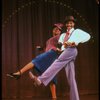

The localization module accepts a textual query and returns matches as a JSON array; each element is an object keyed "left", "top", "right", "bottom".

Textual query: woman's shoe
[
  {"left": 52, "top": 97, "right": 57, "bottom": 100},
  {"left": 6, "top": 72, "right": 21, "bottom": 80}
]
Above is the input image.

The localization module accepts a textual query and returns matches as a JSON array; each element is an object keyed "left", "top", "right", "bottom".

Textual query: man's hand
[{"left": 63, "top": 42, "right": 76, "bottom": 48}]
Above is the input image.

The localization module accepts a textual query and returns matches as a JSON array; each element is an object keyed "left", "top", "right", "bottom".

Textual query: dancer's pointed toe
[{"left": 6, "top": 73, "right": 21, "bottom": 80}]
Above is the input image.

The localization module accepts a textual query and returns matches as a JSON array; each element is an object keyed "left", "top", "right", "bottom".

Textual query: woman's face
[
  {"left": 65, "top": 21, "right": 75, "bottom": 30},
  {"left": 53, "top": 27, "right": 61, "bottom": 36}
]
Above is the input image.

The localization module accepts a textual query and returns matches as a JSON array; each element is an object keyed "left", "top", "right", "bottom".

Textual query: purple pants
[{"left": 38, "top": 47, "right": 79, "bottom": 100}]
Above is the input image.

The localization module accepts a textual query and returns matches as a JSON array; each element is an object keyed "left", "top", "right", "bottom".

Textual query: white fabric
[
  {"left": 58, "top": 28, "right": 74, "bottom": 50},
  {"left": 67, "top": 29, "right": 91, "bottom": 45},
  {"left": 58, "top": 28, "right": 91, "bottom": 51}
]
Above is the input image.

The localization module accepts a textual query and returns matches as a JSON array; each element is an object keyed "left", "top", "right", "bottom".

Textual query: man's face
[
  {"left": 53, "top": 27, "right": 61, "bottom": 36},
  {"left": 65, "top": 21, "right": 75, "bottom": 30}
]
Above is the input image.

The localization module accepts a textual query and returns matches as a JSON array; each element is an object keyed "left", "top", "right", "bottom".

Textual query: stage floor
[{"left": 2, "top": 94, "right": 98, "bottom": 100}]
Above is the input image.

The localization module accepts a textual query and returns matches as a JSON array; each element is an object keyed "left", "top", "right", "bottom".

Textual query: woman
[
  {"left": 29, "top": 16, "right": 91, "bottom": 100},
  {"left": 7, "top": 23, "right": 63, "bottom": 99}
]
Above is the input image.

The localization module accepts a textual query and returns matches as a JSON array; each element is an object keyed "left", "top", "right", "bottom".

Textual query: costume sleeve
[
  {"left": 58, "top": 33, "right": 65, "bottom": 44},
  {"left": 67, "top": 29, "right": 91, "bottom": 45}
]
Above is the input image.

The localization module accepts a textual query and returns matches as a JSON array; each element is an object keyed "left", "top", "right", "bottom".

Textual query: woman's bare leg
[
  {"left": 50, "top": 83, "right": 57, "bottom": 99},
  {"left": 14, "top": 62, "right": 34, "bottom": 75}
]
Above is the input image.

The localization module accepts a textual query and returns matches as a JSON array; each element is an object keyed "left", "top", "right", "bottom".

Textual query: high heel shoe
[{"left": 6, "top": 71, "right": 21, "bottom": 80}]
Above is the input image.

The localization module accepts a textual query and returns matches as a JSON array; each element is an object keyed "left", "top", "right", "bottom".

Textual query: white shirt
[{"left": 58, "top": 28, "right": 91, "bottom": 51}]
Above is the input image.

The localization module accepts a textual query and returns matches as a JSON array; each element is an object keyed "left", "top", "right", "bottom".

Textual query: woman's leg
[
  {"left": 7, "top": 62, "right": 35, "bottom": 79},
  {"left": 14, "top": 62, "right": 34, "bottom": 75},
  {"left": 50, "top": 83, "right": 57, "bottom": 99}
]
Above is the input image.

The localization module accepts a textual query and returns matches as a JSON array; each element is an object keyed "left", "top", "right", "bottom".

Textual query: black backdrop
[{"left": 2, "top": 0, "right": 99, "bottom": 98}]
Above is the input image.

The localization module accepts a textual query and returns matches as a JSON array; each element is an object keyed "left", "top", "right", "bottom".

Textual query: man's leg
[
  {"left": 38, "top": 48, "right": 78, "bottom": 86},
  {"left": 65, "top": 61, "right": 79, "bottom": 100}
]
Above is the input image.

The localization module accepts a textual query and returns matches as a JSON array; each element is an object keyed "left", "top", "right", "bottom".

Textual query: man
[{"left": 30, "top": 16, "right": 91, "bottom": 100}]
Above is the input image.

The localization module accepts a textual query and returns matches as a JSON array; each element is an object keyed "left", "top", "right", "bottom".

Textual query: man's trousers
[{"left": 38, "top": 47, "right": 79, "bottom": 100}]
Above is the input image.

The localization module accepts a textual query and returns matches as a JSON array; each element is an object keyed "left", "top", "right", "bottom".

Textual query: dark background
[{"left": 2, "top": 0, "right": 99, "bottom": 99}]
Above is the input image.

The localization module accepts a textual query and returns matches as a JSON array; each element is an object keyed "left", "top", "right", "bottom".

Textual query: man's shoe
[
  {"left": 33, "top": 76, "right": 41, "bottom": 86},
  {"left": 29, "top": 71, "right": 41, "bottom": 86},
  {"left": 6, "top": 73, "right": 21, "bottom": 80}
]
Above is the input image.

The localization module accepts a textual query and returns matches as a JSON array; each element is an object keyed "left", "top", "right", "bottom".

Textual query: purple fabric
[
  {"left": 38, "top": 47, "right": 79, "bottom": 100},
  {"left": 38, "top": 47, "right": 78, "bottom": 85},
  {"left": 65, "top": 61, "right": 79, "bottom": 100}
]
